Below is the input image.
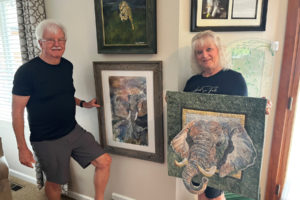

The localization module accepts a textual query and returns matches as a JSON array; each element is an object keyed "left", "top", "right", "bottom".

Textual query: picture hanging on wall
[
  {"left": 94, "top": 0, "right": 157, "bottom": 54},
  {"left": 93, "top": 61, "right": 163, "bottom": 163},
  {"left": 191, "top": 0, "right": 268, "bottom": 31},
  {"left": 167, "top": 91, "right": 267, "bottom": 199}
]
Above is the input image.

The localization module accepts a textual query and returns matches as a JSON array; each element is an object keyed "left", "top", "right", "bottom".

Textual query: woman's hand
[{"left": 263, "top": 97, "right": 272, "bottom": 115}]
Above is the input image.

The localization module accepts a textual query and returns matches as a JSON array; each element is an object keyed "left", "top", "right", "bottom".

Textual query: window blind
[{"left": 0, "top": 0, "right": 22, "bottom": 121}]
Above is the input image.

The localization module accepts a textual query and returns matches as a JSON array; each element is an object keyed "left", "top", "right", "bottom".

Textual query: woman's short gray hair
[
  {"left": 35, "top": 19, "right": 67, "bottom": 48},
  {"left": 191, "top": 30, "right": 230, "bottom": 74}
]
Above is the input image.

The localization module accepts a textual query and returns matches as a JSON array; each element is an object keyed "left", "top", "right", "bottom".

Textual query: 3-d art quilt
[{"left": 167, "top": 91, "right": 267, "bottom": 200}]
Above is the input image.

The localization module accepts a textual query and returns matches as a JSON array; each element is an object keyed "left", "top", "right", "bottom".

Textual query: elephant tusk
[
  {"left": 197, "top": 165, "right": 217, "bottom": 177},
  {"left": 127, "top": 111, "right": 131, "bottom": 120},
  {"left": 175, "top": 158, "right": 188, "bottom": 167}
]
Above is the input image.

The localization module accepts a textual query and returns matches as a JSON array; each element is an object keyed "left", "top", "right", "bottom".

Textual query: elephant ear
[
  {"left": 170, "top": 121, "right": 196, "bottom": 159},
  {"left": 219, "top": 122, "right": 257, "bottom": 177}
]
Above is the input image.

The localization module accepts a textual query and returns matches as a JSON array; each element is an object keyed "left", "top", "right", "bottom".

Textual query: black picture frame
[
  {"left": 94, "top": 0, "right": 157, "bottom": 54},
  {"left": 191, "top": 0, "right": 268, "bottom": 32},
  {"left": 93, "top": 61, "right": 164, "bottom": 163}
]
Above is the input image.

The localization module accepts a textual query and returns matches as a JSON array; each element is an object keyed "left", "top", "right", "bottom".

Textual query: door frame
[{"left": 266, "top": 0, "right": 300, "bottom": 199}]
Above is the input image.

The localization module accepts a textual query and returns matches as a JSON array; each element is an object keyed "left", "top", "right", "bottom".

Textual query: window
[{"left": 0, "top": 0, "right": 22, "bottom": 121}]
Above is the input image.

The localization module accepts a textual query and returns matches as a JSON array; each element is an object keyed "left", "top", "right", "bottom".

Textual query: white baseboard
[
  {"left": 9, "top": 169, "right": 93, "bottom": 200},
  {"left": 112, "top": 192, "right": 135, "bottom": 200},
  {"left": 9, "top": 169, "right": 37, "bottom": 185},
  {"left": 66, "top": 191, "right": 93, "bottom": 200}
]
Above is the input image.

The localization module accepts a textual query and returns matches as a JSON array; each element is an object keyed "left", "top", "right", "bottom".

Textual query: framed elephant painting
[
  {"left": 167, "top": 91, "right": 267, "bottom": 199},
  {"left": 93, "top": 61, "right": 164, "bottom": 163}
]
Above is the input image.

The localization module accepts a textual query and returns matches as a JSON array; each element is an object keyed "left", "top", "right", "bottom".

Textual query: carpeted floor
[{"left": 9, "top": 176, "right": 75, "bottom": 200}]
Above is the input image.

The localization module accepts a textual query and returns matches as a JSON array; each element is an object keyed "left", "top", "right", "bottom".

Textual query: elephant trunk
[{"left": 182, "top": 160, "right": 209, "bottom": 194}]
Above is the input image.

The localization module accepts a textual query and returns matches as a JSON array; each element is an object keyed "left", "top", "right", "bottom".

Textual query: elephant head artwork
[{"left": 170, "top": 119, "right": 257, "bottom": 194}]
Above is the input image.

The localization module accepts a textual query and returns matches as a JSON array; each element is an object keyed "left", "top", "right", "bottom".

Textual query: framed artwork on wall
[
  {"left": 191, "top": 0, "right": 268, "bottom": 32},
  {"left": 167, "top": 91, "right": 267, "bottom": 199},
  {"left": 93, "top": 61, "right": 163, "bottom": 163},
  {"left": 94, "top": 0, "right": 157, "bottom": 54}
]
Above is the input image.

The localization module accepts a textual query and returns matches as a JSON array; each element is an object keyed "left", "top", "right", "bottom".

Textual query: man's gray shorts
[{"left": 31, "top": 124, "right": 105, "bottom": 185}]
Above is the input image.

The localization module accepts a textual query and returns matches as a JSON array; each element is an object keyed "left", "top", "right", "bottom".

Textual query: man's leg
[
  {"left": 91, "top": 153, "right": 112, "bottom": 200},
  {"left": 31, "top": 138, "right": 71, "bottom": 200},
  {"left": 45, "top": 181, "right": 61, "bottom": 200}
]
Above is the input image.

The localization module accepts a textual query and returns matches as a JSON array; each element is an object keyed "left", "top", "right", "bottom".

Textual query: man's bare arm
[{"left": 12, "top": 94, "right": 35, "bottom": 168}]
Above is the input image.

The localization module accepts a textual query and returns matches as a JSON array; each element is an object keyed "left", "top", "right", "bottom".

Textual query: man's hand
[
  {"left": 84, "top": 98, "right": 100, "bottom": 108},
  {"left": 18, "top": 147, "right": 35, "bottom": 168}
]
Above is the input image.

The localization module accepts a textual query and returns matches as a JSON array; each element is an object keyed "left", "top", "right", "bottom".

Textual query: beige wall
[{"left": 0, "top": 0, "right": 289, "bottom": 199}]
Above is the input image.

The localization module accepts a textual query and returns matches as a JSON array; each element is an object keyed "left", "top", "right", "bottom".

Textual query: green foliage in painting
[{"left": 103, "top": 8, "right": 146, "bottom": 45}]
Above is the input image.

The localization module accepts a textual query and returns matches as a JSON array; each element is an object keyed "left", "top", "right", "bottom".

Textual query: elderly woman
[
  {"left": 184, "top": 30, "right": 246, "bottom": 200},
  {"left": 184, "top": 30, "right": 272, "bottom": 199},
  {"left": 184, "top": 30, "right": 247, "bottom": 97}
]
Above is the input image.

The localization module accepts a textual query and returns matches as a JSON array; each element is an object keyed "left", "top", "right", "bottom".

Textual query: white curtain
[{"left": 281, "top": 87, "right": 300, "bottom": 199}]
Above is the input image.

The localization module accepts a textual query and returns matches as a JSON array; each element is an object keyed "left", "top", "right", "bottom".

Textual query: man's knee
[
  {"left": 45, "top": 181, "right": 61, "bottom": 191},
  {"left": 92, "top": 153, "right": 112, "bottom": 169}
]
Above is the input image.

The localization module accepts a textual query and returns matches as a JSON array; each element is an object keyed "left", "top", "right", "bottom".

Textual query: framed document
[{"left": 191, "top": 0, "right": 268, "bottom": 31}]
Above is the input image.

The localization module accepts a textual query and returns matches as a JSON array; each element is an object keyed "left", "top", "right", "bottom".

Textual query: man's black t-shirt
[
  {"left": 184, "top": 69, "right": 248, "bottom": 96},
  {"left": 12, "top": 57, "right": 76, "bottom": 142}
]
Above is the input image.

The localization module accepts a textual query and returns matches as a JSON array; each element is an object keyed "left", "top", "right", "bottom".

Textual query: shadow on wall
[{"left": 177, "top": 46, "right": 193, "bottom": 92}]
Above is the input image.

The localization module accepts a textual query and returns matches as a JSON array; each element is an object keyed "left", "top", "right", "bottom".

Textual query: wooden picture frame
[
  {"left": 94, "top": 0, "right": 157, "bottom": 54},
  {"left": 191, "top": 0, "right": 268, "bottom": 32},
  {"left": 93, "top": 61, "right": 163, "bottom": 163}
]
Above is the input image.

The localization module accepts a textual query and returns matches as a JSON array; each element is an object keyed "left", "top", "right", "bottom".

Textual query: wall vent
[{"left": 10, "top": 183, "right": 24, "bottom": 191}]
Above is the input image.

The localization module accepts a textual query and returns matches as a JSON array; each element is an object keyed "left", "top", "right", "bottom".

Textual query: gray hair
[
  {"left": 35, "top": 19, "right": 67, "bottom": 48},
  {"left": 191, "top": 30, "right": 230, "bottom": 74}
]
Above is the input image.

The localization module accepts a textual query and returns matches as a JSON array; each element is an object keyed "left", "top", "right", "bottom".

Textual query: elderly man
[{"left": 12, "top": 19, "right": 111, "bottom": 200}]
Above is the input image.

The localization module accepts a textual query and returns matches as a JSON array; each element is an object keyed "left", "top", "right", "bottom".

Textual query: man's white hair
[{"left": 35, "top": 19, "right": 67, "bottom": 48}]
